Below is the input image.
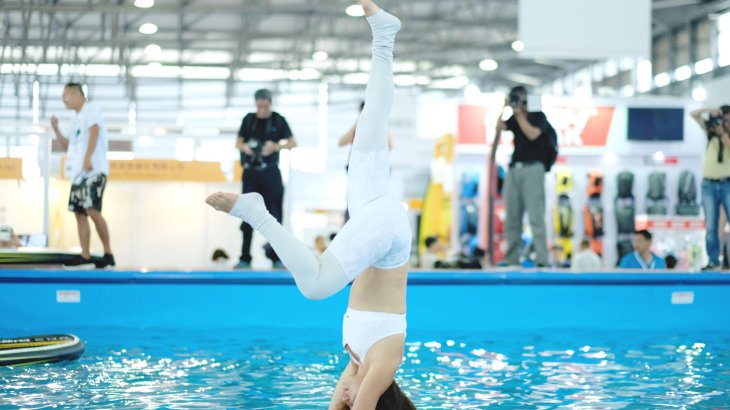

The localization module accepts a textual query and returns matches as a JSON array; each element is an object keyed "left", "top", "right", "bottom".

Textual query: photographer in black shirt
[
  {"left": 496, "top": 86, "right": 557, "bottom": 267},
  {"left": 235, "top": 89, "right": 297, "bottom": 269}
]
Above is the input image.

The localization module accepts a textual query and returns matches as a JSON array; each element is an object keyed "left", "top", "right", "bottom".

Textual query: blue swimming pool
[{"left": 1, "top": 269, "right": 729, "bottom": 408}]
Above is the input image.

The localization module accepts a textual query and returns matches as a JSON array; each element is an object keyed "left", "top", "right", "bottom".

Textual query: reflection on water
[{"left": 0, "top": 328, "right": 728, "bottom": 409}]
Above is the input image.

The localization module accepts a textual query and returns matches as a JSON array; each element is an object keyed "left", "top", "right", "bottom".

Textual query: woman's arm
[
  {"left": 351, "top": 334, "right": 405, "bottom": 410},
  {"left": 329, "top": 360, "right": 358, "bottom": 410},
  {"left": 339, "top": 123, "right": 357, "bottom": 147},
  {"left": 690, "top": 107, "right": 719, "bottom": 134}
]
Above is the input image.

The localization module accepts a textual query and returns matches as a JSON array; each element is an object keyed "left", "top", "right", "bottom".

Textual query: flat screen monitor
[{"left": 627, "top": 108, "right": 684, "bottom": 141}]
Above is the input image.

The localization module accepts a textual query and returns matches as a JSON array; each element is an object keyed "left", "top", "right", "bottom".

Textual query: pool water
[{"left": 1, "top": 327, "right": 728, "bottom": 409}]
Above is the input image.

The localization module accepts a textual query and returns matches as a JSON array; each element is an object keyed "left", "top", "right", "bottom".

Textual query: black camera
[
  {"left": 243, "top": 139, "right": 267, "bottom": 170},
  {"left": 508, "top": 90, "right": 523, "bottom": 108},
  {"left": 707, "top": 114, "right": 726, "bottom": 135}
]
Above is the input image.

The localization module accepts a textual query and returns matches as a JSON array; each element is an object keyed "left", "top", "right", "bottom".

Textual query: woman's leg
[
  {"left": 346, "top": 3, "right": 400, "bottom": 216},
  {"left": 204, "top": 2, "right": 404, "bottom": 297},
  {"left": 208, "top": 192, "right": 348, "bottom": 300},
  {"left": 702, "top": 180, "right": 721, "bottom": 266}
]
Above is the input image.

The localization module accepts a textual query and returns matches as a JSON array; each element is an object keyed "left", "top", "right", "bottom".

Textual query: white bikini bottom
[{"left": 341, "top": 308, "right": 406, "bottom": 365}]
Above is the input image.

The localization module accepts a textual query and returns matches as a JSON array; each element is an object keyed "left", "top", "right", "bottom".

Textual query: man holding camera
[
  {"left": 496, "top": 86, "right": 556, "bottom": 267},
  {"left": 235, "top": 89, "right": 297, "bottom": 269},
  {"left": 691, "top": 105, "right": 730, "bottom": 271}
]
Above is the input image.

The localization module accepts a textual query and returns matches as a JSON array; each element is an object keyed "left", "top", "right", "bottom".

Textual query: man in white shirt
[
  {"left": 50, "top": 83, "right": 115, "bottom": 267},
  {"left": 572, "top": 239, "right": 602, "bottom": 272}
]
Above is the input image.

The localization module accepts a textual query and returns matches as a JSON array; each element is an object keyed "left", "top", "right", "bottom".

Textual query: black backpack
[{"left": 542, "top": 122, "right": 559, "bottom": 172}]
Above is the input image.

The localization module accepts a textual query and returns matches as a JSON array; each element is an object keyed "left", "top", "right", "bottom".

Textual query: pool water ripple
[{"left": 1, "top": 327, "right": 728, "bottom": 409}]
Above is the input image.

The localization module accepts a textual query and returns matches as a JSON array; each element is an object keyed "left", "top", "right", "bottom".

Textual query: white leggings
[{"left": 229, "top": 9, "right": 411, "bottom": 300}]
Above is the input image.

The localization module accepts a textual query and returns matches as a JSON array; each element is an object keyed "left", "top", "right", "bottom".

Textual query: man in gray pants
[{"left": 496, "top": 86, "right": 553, "bottom": 267}]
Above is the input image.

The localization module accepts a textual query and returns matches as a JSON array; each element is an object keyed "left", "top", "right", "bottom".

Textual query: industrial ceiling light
[
  {"left": 139, "top": 23, "right": 158, "bottom": 35},
  {"left": 312, "top": 51, "right": 329, "bottom": 62},
  {"left": 511, "top": 40, "right": 524, "bottom": 52},
  {"left": 654, "top": 72, "right": 671, "bottom": 87},
  {"left": 694, "top": 58, "right": 714, "bottom": 75},
  {"left": 692, "top": 85, "right": 707, "bottom": 102},
  {"left": 674, "top": 65, "right": 692, "bottom": 81},
  {"left": 134, "top": 0, "right": 155, "bottom": 8},
  {"left": 144, "top": 44, "right": 161, "bottom": 55},
  {"left": 464, "top": 83, "right": 481, "bottom": 99},
  {"left": 346, "top": 4, "right": 365, "bottom": 17},
  {"left": 479, "top": 59, "right": 498, "bottom": 71}
]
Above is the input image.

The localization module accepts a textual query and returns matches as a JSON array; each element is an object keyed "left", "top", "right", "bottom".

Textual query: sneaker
[
  {"left": 69, "top": 255, "right": 95, "bottom": 268},
  {"left": 103, "top": 253, "right": 116, "bottom": 267},
  {"left": 92, "top": 258, "right": 108, "bottom": 269},
  {"left": 272, "top": 260, "right": 285, "bottom": 269},
  {"left": 234, "top": 260, "right": 251, "bottom": 269},
  {"left": 701, "top": 264, "right": 721, "bottom": 272}
]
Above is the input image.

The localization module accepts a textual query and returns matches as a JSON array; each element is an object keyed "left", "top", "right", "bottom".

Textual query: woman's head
[
  {"left": 376, "top": 381, "right": 416, "bottom": 409},
  {"left": 342, "top": 379, "right": 415, "bottom": 410}
]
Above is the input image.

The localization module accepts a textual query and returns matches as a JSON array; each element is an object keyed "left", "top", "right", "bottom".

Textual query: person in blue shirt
[{"left": 619, "top": 230, "right": 666, "bottom": 270}]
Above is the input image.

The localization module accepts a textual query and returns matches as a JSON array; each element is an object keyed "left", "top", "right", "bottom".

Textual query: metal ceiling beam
[{"left": 1, "top": 5, "right": 517, "bottom": 30}]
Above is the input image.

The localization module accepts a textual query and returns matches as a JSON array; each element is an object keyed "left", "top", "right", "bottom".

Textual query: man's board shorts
[{"left": 68, "top": 174, "right": 107, "bottom": 214}]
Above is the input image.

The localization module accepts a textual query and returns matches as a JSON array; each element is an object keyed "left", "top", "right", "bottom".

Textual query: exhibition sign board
[
  {"left": 0, "top": 158, "right": 22, "bottom": 179},
  {"left": 60, "top": 158, "right": 226, "bottom": 182}
]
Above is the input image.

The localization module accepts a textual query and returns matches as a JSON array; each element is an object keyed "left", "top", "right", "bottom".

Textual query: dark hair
[
  {"left": 510, "top": 85, "right": 528, "bottom": 99},
  {"left": 664, "top": 254, "right": 678, "bottom": 269},
  {"left": 425, "top": 235, "right": 438, "bottom": 248},
  {"left": 721, "top": 105, "right": 730, "bottom": 115},
  {"left": 376, "top": 381, "right": 416, "bottom": 410},
  {"left": 580, "top": 239, "right": 591, "bottom": 248},
  {"left": 634, "top": 229, "right": 652, "bottom": 241},
  {"left": 473, "top": 247, "right": 486, "bottom": 258},
  {"left": 254, "top": 88, "right": 273, "bottom": 101},
  {"left": 64, "top": 82, "right": 85, "bottom": 98},
  {"left": 211, "top": 249, "right": 229, "bottom": 261}
]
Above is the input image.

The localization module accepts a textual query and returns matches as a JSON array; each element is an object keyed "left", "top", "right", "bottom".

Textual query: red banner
[
  {"left": 457, "top": 105, "right": 489, "bottom": 145},
  {"left": 457, "top": 104, "right": 615, "bottom": 148}
]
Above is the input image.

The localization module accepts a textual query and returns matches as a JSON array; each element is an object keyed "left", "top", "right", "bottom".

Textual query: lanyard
[{"left": 634, "top": 251, "right": 655, "bottom": 270}]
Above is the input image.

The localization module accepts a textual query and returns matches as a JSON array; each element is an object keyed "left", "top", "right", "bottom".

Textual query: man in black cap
[{"left": 235, "top": 89, "right": 297, "bottom": 269}]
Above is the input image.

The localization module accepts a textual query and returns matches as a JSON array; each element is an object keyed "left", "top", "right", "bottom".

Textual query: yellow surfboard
[{"left": 419, "top": 134, "right": 455, "bottom": 257}]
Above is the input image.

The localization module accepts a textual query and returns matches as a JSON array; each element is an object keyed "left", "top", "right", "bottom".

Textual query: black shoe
[
  {"left": 701, "top": 264, "right": 721, "bottom": 272},
  {"left": 69, "top": 255, "right": 95, "bottom": 267},
  {"left": 103, "top": 253, "right": 116, "bottom": 267}
]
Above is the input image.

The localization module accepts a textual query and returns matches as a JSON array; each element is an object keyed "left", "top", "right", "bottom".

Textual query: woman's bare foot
[
  {"left": 206, "top": 192, "right": 271, "bottom": 230},
  {"left": 358, "top": 0, "right": 380, "bottom": 17},
  {"left": 206, "top": 192, "right": 238, "bottom": 213}
]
